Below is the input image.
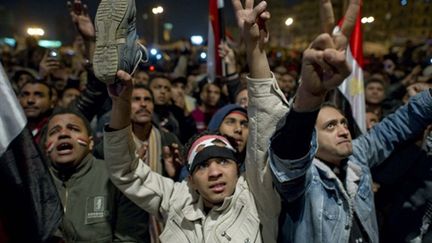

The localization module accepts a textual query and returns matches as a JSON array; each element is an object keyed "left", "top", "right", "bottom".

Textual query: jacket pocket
[
  {"left": 320, "top": 187, "right": 343, "bottom": 240},
  {"left": 224, "top": 210, "right": 261, "bottom": 243}
]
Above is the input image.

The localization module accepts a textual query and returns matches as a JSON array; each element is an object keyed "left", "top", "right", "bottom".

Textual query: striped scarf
[{"left": 133, "top": 126, "right": 163, "bottom": 243}]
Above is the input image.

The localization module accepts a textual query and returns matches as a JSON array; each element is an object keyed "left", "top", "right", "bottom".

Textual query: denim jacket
[{"left": 270, "top": 90, "right": 432, "bottom": 243}]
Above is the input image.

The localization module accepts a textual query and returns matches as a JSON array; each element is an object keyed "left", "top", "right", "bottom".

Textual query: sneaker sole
[{"left": 94, "top": 0, "right": 128, "bottom": 84}]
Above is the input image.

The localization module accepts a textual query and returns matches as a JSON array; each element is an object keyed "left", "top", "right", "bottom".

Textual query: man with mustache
[
  {"left": 44, "top": 108, "right": 149, "bottom": 242},
  {"left": 129, "top": 84, "right": 182, "bottom": 179}
]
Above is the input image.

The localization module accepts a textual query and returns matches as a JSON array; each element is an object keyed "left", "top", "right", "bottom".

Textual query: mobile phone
[{"left": 48, "top": 49, "right": 59, "bottom": 60}]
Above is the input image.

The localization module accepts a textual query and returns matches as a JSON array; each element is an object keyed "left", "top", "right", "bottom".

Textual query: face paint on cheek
[
  {"left": 45, "top": 141, "right": 55, "bottom": 153},
  {"left": 76, "top": 137, "right": 89, "bottom": 147}
]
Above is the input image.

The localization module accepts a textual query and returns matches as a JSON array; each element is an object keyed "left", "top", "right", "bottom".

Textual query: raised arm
[
  {"left": 232, "top": 0, "right": 271, "bottom": 79},
  {"left": 67, "top": 0, "right": 96, "bottom": 61},
  {"left": 270, "top": 0, "right": 359, "bottom": 202},
  {"left": 232, "top": 0, "right": 288, "bottom": 241},
  {"left": 353, "top": 87, "right": 432, "bottom": 168},
  {"left": 104, "top": 71, "right": 175, "bottom": 216},
  {"left": 67, "top": 1, "right": 108, "bottom": 122}
]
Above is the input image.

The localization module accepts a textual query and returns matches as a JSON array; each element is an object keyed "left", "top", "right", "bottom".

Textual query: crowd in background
[{"left": 1, "top": 0, "right": 432, "bottom": 242}]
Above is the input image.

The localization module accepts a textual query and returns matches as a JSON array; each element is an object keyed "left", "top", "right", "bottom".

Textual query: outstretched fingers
[
  {"left": 320, "top": 0, "right": 335, "bottom": 34},
  {"left": 340, "top": 0, "right": 361, "bottom": 39},
  {"left": 232, "top": 0, "right": 244, "bottom": 13},
  {"left": 253, "top": 1, "right": 268, "bottom": 18},
  {"left": 244, "top": 0, "right": 254, "bottom": 10}
]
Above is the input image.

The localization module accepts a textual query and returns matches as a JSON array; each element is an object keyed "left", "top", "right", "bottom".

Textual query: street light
[
  {"left": 151, "top": 6, "right": 164, "bottom": 44},
  {"left": 361, "top": 16, "right": 375, "bottom": 24},
  {"left": 285, "top": 17, "right": 294, "bottom": 27},
  {"left": 152, "top": 6, "right": 164, "bottom": 15},
  {"left": 27, "top": 27, "right": 45, "bottom": 36}
]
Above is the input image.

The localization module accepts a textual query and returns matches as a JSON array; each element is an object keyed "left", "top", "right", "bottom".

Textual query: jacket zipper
[{"left": 63, "top": 183, "right": 68, "bottom": 213}]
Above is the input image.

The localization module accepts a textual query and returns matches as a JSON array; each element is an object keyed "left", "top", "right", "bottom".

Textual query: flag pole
[{"left": 218, "top": 0, "right": 227, "bottom": 77}]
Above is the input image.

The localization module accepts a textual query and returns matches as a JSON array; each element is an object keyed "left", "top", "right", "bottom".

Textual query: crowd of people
[{"left": 1, "top": 0, "right": 432, "bottom": 242}]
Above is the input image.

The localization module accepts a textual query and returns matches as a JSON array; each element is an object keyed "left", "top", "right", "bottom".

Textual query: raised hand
[
  {"left": 295, "top": 0, "right": 360, "bottom": 111},
  {"left": 108, "top": 71, "right": 133, "bottom": 100},
  {"left": 218, "top": 41, "right": 237, "bottom": 75},
  {"left": 39, "top": 50, "right": 61, "bottom": 79},
  {"left": 67, "top": 0, "right": 95, "bottom": 41},
  {"left": 231, "top": 0, "right": 270, "bottom": 49},
  {"left": 108, "top": 71, "right": 134, "bottom": 130},
  {"left": 232, "top": 0, "right": 271, "bottom": 78},
  {"left": 406, "top": 83, "right": 432, "bottom": 98},
  {"left": 137, "top": 142, "right": 149, "bottom": 161},
  {"left": 162, "top": 143, "right": 184, "bottom": 179}
]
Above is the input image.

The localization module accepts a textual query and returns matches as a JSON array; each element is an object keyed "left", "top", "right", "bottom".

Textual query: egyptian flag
[
  {"left": 329, "top": 2, "right": 366, "bottom": 137},
  {"left": 0, "top": 63, "right": 62, "bottom": 242},
  {"left": 207, "top": 0, "right": 225, "bottom": 81}
]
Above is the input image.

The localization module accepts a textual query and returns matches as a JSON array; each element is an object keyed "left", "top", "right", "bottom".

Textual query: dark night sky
[
  {"left": 1, "top": 0, "right": 301, "bottom": 45},
  {"left": 0, "top": 0, "right": 236, "bottom": 43},
  {"left": 1, "top": 0, "right": 299, "bottom": 44}
]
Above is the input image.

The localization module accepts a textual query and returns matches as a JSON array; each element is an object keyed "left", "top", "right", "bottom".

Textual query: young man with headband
[{"left": 101, "top": 0, "right": 288, "bottom": 241}]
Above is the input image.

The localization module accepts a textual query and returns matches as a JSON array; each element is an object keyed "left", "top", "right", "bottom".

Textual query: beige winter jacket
[{"left": 104, "top": 75, "right": 289, "bottom": 243}]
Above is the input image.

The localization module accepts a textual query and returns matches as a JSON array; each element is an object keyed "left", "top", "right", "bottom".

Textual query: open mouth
[{"left": 56, "top": 142, "right": 73, "bottom": 155}]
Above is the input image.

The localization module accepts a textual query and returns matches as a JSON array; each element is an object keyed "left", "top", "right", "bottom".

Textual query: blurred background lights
[
  {"left": 285, "top": 17, "right": 294, "bottom": 26},
  {"left": 361, "top": 16, "right": 375, "bottom": 24},
  {"left": 27, "top": 27, "right": 45, "bottom": 36},
  {"left": 150, "top": 48, "right": 158, "bottom": 55},
  {"left": 191, "top": 35, "right": 204, "bottom": 45},
  {"left": 200, "top": 52, "right": 207, "bottom": 59}
]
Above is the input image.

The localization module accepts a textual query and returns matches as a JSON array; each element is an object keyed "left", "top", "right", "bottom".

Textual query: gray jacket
[
  {"left": 103, "top": 75, "right": 288, "bottom": 242},
  {"left": 50, "top": 154, "right": 149, "bottom": 242}
]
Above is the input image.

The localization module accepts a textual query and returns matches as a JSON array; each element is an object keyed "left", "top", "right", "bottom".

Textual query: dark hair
[
  {"left": 234, "top": 83, "right": 248, "bottom": 99},
  {"left": 320, "top": 101, "right": 345, "bottom": 117},
  {"left": 148, "top": 75, "right": 171, "bottom": 86},
  {"left": 365, "top": 78, "right": 385, "bottom": 88},
  {"left": 133, "top": 83, "right": 155, "bottom": 103},
  {"left": 171, "top": 76, "right": 187, "bottom": 86},
  {"left": 59, "top": 86, "right": 80, "bottom": 99},
  {"left": 48, "top": 108, "right": 92, "bottom": 136},
  {"left": 39, "top": 108, "right": 93, "bottom": 148},
  {"left": 21, "top": 80, "right": 53, "bottom": 98}
]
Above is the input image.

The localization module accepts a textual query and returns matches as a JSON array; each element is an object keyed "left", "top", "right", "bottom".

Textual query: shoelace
[{"left": 130, "top": 42, "right": 149, "bottom": 76}]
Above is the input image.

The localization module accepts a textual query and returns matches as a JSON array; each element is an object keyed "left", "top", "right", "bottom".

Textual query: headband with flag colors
[{"left": 187, "top": 134, "right": 237, "bottom": 172}]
